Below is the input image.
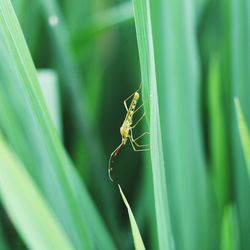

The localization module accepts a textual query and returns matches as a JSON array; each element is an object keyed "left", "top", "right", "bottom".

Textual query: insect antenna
[{"left": 108, "top": 142, "right": 123, "bottom": 182}]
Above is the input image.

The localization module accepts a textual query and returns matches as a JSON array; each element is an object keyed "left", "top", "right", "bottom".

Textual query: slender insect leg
[
  {"left": 134, "top": 132, "right": 150, "bottom": 142},
  {"left": 124, "top": 84, "right": 142, "bottom": 111},
  {"left": 129, "top": 136, "right": 149, "bottom": 152},
  {"left": 134, "top": 104, "right": 144, "bottom": 114},
  {"left": 124, "top": 92, "right": 135, "bottom": 111},
  {"left": 131, "top": 113, "right": 146, "bottom": 128},
  {"left": 130, "top": 130, "right": 150, "bottom": 148},
  {"left": 131, "top": 130, "right": 150, "bottom": 148}
]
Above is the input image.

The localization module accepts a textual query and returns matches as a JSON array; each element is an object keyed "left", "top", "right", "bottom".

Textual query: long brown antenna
[{"left": 108, "top": 142, "right": 123, "bottom": 182}]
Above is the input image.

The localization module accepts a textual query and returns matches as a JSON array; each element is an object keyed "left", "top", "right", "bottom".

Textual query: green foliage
[
  {"left": 235, "top": 99, "right": 250, "bottom": 180},
  {"left": 220, "top": 205, "right": 239, "bottom": 250},
  {"left": 119, "top": 185, "right": 145, "bottom": 250},
  {"left": 0, "top": 0, "right": 250, "bottom": 249},
  {"left": 132, "top": 1, "right": 173, "bottom": 250},
  {"left": 0, "top": 0, "right": 114, "bottom": 249},
  {"left": 0, "top": 134, "right": 74, "bottom": 250}
]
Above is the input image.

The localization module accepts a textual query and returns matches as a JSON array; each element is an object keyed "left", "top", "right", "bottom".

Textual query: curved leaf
[
  {"left": 118, "top": 185, "right": 145, "bottom": 250},
  {"left": 0, "top": 135, "right": 74, "bottom": 250}
]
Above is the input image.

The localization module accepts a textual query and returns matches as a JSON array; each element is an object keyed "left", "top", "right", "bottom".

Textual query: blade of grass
[
  {"left": 0, "top": 134, "right": 74, "bottom": 250},
  {"left": 0, "top": 2, "right": 92, "bottom": 248},
  {"left": 132, "top": 1, "right": 173, "bottom": 250},
  {"left": 133, "top": 153, "right": 159, "bottom": 250},
  {"left": 35, "top": 0, "right": 117, "bottom": 227},
  {"left": 220, "top": 205, "right": 239, "bottom": 250},
  {"left": 231, "top": 0, "right": 250, "bottom": 248},
  {"left": 118, "top": 185, "right": 145, "bottom": 250},
  {"left": 12, "top": 0, "right": 41, "bottom": 55},
  {"left": 208, "top": 54, "right": 229, "bottom": 216},
  {"left": 37, "top": 69, "right": 61, "bottom": 136},
  {"left": 148, "top": 0, "right": 210, "bottom": 249},
  {"left": 73, "top": 1, "right": 134, "bottom": 52},
  {"left": 0, "top": 0, "right": 115, "bottom": 249},
  {"left": 234, "top": 99, "right": 250, "bottom": 177}
]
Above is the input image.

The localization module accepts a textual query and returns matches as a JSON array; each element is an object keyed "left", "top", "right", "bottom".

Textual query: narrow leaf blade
[
  {"left": 234, "top": 98, "right": 250, "bottom": 176},
  {"left": 118, "top": 185, "right": 145, "bottom": 250},
  {"left": 0, "top": 135, "right": 74, "bottom": 250}
]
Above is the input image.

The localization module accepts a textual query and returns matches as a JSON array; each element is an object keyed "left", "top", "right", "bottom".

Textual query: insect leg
[
  {"left": 130, "top": 130, "right": 150, "bottom": 148},
  {"left": 124, "top": 92, "right": 135, "bottom": 111},
  {"left": 124, "top": 84, "right": 142, "bottom": 111},
  {"left": 129, "top": 136, "right": 150, "bottom": 151},
  {"left": 131, "top": 113, "right": 146, "bottom": 128},
  {"left": 134, "top": 104, "right": 144, "bottom": 114},
  {"left": 133, "top": 132, "right": 150, "bottom": 145}
]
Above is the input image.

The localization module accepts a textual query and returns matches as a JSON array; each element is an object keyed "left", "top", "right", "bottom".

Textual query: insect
[{"left": 108, "top": 85, "right": 150, "bottom": 182}]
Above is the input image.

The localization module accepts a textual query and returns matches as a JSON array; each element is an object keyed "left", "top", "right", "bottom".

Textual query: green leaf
[
  {"left": 0, "top": 134, "right": 74, "bottom": 250},
  {"left": 37, "top": 69, "right": 62, "bottom": 136},
  {"left": 132, "top": 1, "right": 173, "bottom": 250},
  {"left": 73, "top": 2, "right": 134, "bottom": 52},
  {"left": 133, "top": 0, "right": 211, "bottom": 249},
  {"left": 0, "top": 0, "right": 115, "bottom": 249},
  {"left": 35, "top": 0, "right": 117, "bottom": 228},
  {"left": 220, "top": 205, "right": 239, "bottom": 250},
  {"left": 151, "top": 0, "right": 211, "bottom": 248},
  {"left": 208, "top": 54, "right": 229, "bottom": 216},
  {"left": 118, "top": 185, "right": 145, "bottom": 250},
  {"left": 231, "top": 0, "right": 250, "bottom": 247},
  {"left": 234, "top": 98, "right": 250, "bottom": 178}
]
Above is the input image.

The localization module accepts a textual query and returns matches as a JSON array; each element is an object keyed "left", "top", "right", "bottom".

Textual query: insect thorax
[{"left": 120, "top": 122, "right": 130, "bottom": 139}]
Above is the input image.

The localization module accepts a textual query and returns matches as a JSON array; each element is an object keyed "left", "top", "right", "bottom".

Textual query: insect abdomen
[{"left": 126, "top": 92, "right": 139, "bottom": 121}]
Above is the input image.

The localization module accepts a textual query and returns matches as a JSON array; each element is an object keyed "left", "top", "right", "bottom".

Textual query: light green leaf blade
[
  {"left": 234, "top": 98, "right": 250, "bottom": 176},
  {"left": 74, "top": 1, "right": 134, "bottom": 51},
  {"left": 0, "top": 135, "right": 74, "bottom": 250},
  {"left": 149, "top": 0, "right": 210, "bottom": 249},
  {"left": 132, "top": 1, "right": 173, "bottom": 250},
  {"left": 231, "top": 0, "right": 250, "bottom": 247},
  {"left": 118, "top": 185, "right": 145, "bottom": 250},
  {"left": 37, "top": 69, "right": 62, "bottom": 136},
  {"left": 35, "top": 0, "right": 116, "bottom": 227},
  {"left": 208, "top": 54, "right": 229, "bottom": 216},
  {"left": 0, "top": 1, "right": 91, "bottom": 247},
  {"left": 0, "top": 0, "right": 115, "bottom": 249},
  {"left": 220, "top": 205, "right": 239, "bottom": 250}
]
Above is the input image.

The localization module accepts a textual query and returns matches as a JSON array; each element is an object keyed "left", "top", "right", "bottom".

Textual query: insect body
[
  {"left": 108, "top": 88, "right": 149, "bottom": 182},
  {"left": 120, "top": 92, "right": 139, "bottom": 144}
]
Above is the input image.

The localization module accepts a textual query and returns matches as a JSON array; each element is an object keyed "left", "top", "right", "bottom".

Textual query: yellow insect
[{"left": 108, "top": 85, "right": 150, "bottom": 182}]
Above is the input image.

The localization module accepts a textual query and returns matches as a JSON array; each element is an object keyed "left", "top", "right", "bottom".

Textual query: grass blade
[
  {"left": 0, "top": 1, "right": 91, "bottom": 247},
  {"left": 150, "top": 1, "right": 211, "bottom": 249},
  {"left": 74, "top": 2, "right": 134, "bottom": 52},
  {"left": 132, "top": 1, "right": 173, "bottom": 250},
  {"left": 234, "top": 98, "right": 250, "bottom": 177},
  {"left": 36, "top": 0, "right": 116, "bottom": 226},
  {"left": 208, "top": 55, "right": 229, "bottom": 216},
  {"left": 231, "top": 1, "right": 250, "bottom": 247},
  {"left": 0, "top": 134, "right": 74, "bottom": 250},
  {"left": 133, "top": 0, "right": 211, "bottom": 249},
  {"left": 220, "top": 205, "right": 239, "bottom": 250},
  {"left": 37, "top": 69, "right": 61, "bottom": 136},
  {"left": 118, "top": 185, "right": 145, "bottom": 250},
  {"left": 0, "top": 0, "right": 115, "bottom": 248}
]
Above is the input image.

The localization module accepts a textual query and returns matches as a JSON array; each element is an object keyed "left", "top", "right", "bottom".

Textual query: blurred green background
[{"left": 0, "top": 0, "right": 250, "bottom": 249}]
